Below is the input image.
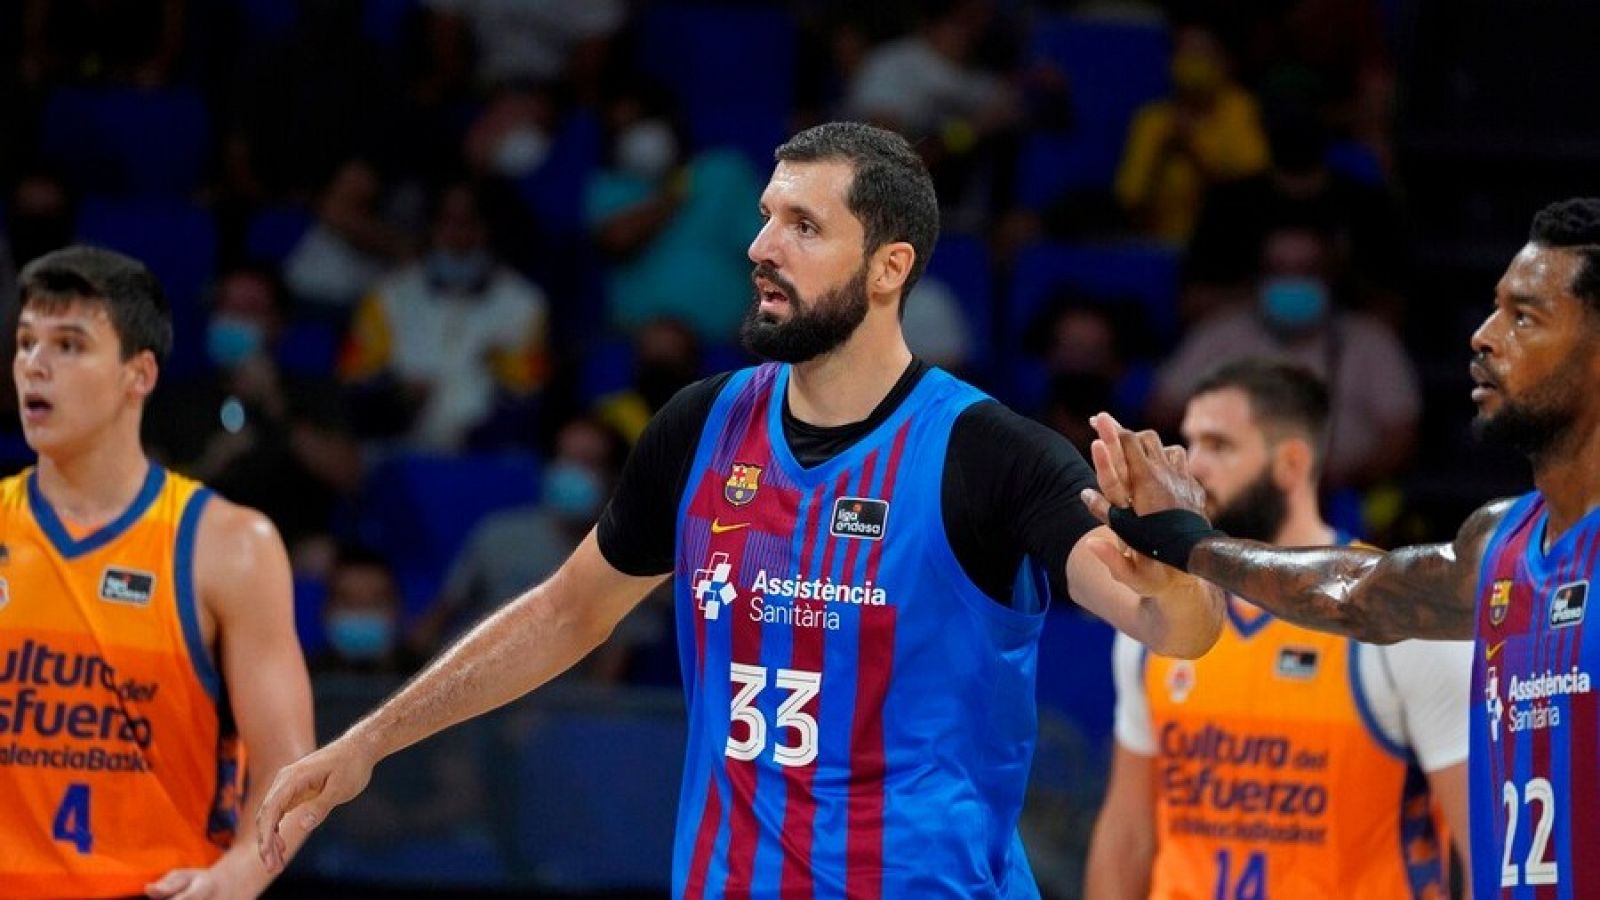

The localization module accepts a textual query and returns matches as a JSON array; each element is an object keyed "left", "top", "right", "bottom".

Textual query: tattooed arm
[
  {"left": 1186, "top": 498, "right": 1513, "bottom": 643},
  {"left": 1078, "top": 413, "right": 1510, "bottom": 644}
]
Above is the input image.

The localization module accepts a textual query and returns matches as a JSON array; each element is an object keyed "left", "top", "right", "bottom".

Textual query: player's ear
[
  {"left": 1274, "top": 436, "right": 1314, "bottom": 488},
  {"left": 126, "top": 350, "right": 159, "bottom": 400},
  {"left": 870, "top": 241, "right": 915, "bottom": 305}
]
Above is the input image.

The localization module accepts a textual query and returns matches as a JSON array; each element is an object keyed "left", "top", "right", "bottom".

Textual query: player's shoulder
[
  {"left": 0, "top": 468, "right": 30, "bottom": 509},
  {"left": 1456, "top": 494, "right": 1525, "bottom": 549}
]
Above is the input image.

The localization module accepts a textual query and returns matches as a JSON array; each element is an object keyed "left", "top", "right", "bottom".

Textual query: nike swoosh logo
[
  {"left": 1485, "top": 640, "right": 1506, "bottom": 660},
  {"left": 711, "top": 519, "right": 751, "bottom": 534}
]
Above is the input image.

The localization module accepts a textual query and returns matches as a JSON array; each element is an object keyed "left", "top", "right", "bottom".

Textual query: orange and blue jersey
[
  {"left": 0, "top": 465, "right": 240, "bottom": 899},
  {"left": 671, "top": 363, "right": 1051, "bottom": 898},
  {"left": 1139, "top": 602, "right": 1449, "bottom": 899},
  {"left": 1472, "top": 492, "right": 1600, "bottom": 899}
]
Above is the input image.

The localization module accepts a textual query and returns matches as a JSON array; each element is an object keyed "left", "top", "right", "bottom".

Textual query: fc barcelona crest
[
  {"left": 1490, "top": 578, "right": 1512, "bottom": 627},
  {"left": 725, "top": 463, "right": 763, "bottom": 506}
]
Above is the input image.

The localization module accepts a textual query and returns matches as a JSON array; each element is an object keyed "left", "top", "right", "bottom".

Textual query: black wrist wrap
[{"left": 1107, "top": 506, "right": 1226, "bottom": 572}]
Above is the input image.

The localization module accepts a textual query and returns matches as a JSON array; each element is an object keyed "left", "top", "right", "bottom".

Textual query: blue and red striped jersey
[
  {"left": 669, "top": 364, "right": 1051, "bottom": 899},
  {"left": 1471, "top": 491, "right": 1600, "bottom": 899}
]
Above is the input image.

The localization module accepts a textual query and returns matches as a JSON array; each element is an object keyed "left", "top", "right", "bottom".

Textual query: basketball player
[
  {"left": 1084, "top": 358, "right": 1471, "bottom": 898},
  {"left": 1082, "top": 197, "right": 1600, "bottom": 899},
  {"left": 0, "top": 247, "right": 313, "bottom": 898},
  {"left": 256, "top": 122, "right": 1225, "bottom": 897}
]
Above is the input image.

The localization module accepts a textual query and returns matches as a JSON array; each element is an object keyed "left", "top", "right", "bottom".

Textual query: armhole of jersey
[
  {"left": 1473, "top": 492, "right": 1538, "bottom": 615},
  {"left": 1347, "top": 638, "right": 1406, "bottom": 759},
  {"left": 673, "top": 367, "right": 761, "bottom": 561},
  {"left": 175, "top": 487, "right": 222, "bottom": 704}
]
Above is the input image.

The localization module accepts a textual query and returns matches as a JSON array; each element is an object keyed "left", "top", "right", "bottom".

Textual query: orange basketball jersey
[
  {"left": 0, "top": 465, "right": 241, "bottom": 899},
  {"left": 1142, "top": 607, "right": 1448, "bottom": 899}
]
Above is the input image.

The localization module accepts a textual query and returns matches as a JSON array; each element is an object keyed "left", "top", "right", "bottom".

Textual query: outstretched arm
[
  {"left": 1185, "top": 501, "right": 1507, "bottom": 643},
  {"left": 1081, "top": 414, "right": 1505, "bottom": 644},
  {"left": 255, "top": 530, "right": 664, "bottom": 871}
]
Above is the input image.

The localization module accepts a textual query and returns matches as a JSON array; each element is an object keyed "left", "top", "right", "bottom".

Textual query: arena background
[{"left": 0, "top": 0, "right": 1588, "bottom": 896}]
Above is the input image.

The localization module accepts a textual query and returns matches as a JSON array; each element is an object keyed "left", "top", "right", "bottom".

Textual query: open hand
[{"left": 1079, "top": 413, "right": 1206, "bottom": 524}]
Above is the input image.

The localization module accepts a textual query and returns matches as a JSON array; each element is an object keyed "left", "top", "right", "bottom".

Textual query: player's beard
[
  {"left": 1209, "top": 465, "right": 1289, "bottom": 543},
  {"left": 741, "top": 263, "right": 869, "bottom": 363},
  {"left": 1472, "top": 340, "right": 1590, "bottom": 463}
]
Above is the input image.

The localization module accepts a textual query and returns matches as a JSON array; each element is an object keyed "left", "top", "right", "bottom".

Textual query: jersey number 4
[
  {"left": 1502, "top": 777, "right": 1558, "bottom": 888},
  {"left": 53, "top": 782, "right": 93, "bottom": 854},
  {"left": 726, "top": 663, "right": 821, "bottom": 768}
]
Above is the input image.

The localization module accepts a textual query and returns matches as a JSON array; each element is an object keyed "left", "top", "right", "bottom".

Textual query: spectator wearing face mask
[
  {"left": 145, "top": 265, "right": 361, "bottom": 567},
  {"left": 1114, "top": 23, "right": 1269, "bottom": 243},
  {"left": 409, "top": 415, "right": 628, "bottom": 656},
  {"left": 585, "top": 83, "right": 762, "bottom": 343},
  {"left": 1149, "top": 221, "right": 1419, "bottom": 487},
  {"left": 315, "top": 546, "right": 423, "bottom": 675},
  {"left": 340, "top": 179, "right": 550, "bottom": 451}
]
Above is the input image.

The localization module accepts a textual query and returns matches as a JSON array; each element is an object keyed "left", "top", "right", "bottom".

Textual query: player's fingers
[
  {"left": 1080, "top": 488, "right": 1114, "bottom": 524},
  {"left": 1165, "top": 444, "right": 1188, "bottom": 472},
  {"left": 1090, "top": 414, "right": 1130, "bottom": 485},
  {"left": 256, "top": 768, "right": 320, "bottom": 871},
  {"left": 144, "top": 868, "right": 193, "bottom": 898},
  {"left": 1089, "top": 439, "right": 1128, "bottom": 506},
  {"left": 1137, "top": 429, "right": 1165, "bottom": 463},
  {"left": 1117, "top": 428, "right": 1153, "bottom": 484}
]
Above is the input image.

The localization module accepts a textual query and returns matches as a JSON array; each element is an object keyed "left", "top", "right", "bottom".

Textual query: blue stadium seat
[
  {"left": 579, "top": 336, "right": 636, "bottom": 405},
  {"left": 235, "top": 0, "right": 298, "bottom": 42},
  {"left": 75, "top": 197, "right": 218, "bottom": 377},
  {"left": 275, "top": 317, "right": 341, "bottom": 377},
  {"left": 515, "top": 109, "right": 602, "bottom": 236},
  {"left": 634, "top": 4, "right": 795, "bottom": 171},
  {"left": 40, "top": 87, "right": 211, "bottom": 197},
  {"left": 923, "top": 232, "right": 995, "bottom": 376},
  {"left": 1017, "top": 16, "right": 1170, "bottom": 206},
  {"left": 244, "top": 204, "right": 315, "bottom": 266},
  {"left": 1005, "top": 240, "right": 1179, "bottom": 410},
  {"left": 353, "top": 452, "right": 543, "bottom": 617},
  {"left": 361, "top": 0, "right": 417, "bottom": 50}
]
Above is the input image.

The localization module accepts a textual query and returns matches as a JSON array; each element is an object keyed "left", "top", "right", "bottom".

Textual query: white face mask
[
  {"left": 616, "top": 119, "right": 678, "bottom": 180},
  {"left": 492, "top": 125, "right": 551, "bottom": 177}
]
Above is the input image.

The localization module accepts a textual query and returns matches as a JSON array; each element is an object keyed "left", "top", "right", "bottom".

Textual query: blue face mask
[
  {"left": 1259, "top": 277, "right": 1329, "bottom": 331},
  {"left": 542, "top": 462, "right": 603, "bottom": 522},
  {"left": 206, "top": 316, "right": 264, "bottom": 368},
  {"left": 426, "top": 250, "right": 491, "bottom": 293},
  {"left": 326, "top": 611, "right": 395, "bottom": 661}
]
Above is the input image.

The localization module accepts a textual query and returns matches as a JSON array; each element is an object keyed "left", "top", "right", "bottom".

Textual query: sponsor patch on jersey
[
  {"left": 0, "top": 543, "right": 10, "bottom": 565},
  {"left": 724, "top": 463, "right": 762, "bottom": 507},
  {"left": 1166, "top": 659, "right": 1196, "bottom": 703},
  {"left": 1489, "top": 578, "right": 1512, "bottom": 627},
  {"left": 1550, "top": 580, "right": 1588, "bottom": 629},
  {"left": 99, "top": 567, "right": 156, "bottom": 606},
  {"left": 830, "top": 497, "right": 888, "bottom": 540},
  {"left": 693, "top": 552, "right": 737, "bottom": 620},
  {"left": 1275, "top": 646, "right": 1320, "bottom": 680},
  {"left": 0, "top": 577, "right": 8, "bottom": 610}
]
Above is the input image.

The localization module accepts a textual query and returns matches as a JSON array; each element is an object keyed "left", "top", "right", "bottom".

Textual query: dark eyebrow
[{"left": 1508, "top": 291, "right": 1550, "bottom": 310}]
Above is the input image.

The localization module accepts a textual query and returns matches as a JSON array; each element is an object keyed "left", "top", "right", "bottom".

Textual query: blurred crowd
[{"left": 0, "top": 0, "right": 1421, "bottom": 689}]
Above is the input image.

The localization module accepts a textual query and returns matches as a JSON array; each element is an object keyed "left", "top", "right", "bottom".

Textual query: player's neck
[
  {"left": 1273, "top": 494, "right": 1336, "bottom": 547},
  {"left": 34, "top": 430, "right": 151, "bottom": 528},
  {"left": 786, "top": 316, "right": 912, "bottom": 427},
  {"left": 1531, "top": 411, "right": 1600, "bottom": 542}
]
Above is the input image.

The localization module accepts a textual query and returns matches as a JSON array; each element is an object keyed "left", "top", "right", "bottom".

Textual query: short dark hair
[
  {"left": 775, "top": 122, "right": 940, "bottom": 310},
  {"left": 1191, "top": 357, "right": 1330, "bottom": 465},
  {"left": 1529, "top": 198, "right": 1600, "bottom": 313},
  {"left": 18, "top": 245, "right": 172, "bottom": 365}
]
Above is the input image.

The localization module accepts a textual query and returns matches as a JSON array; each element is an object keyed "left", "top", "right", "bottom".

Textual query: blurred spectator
[
  {"left": 902, "top": 275, "right": 975, "bottom": 373},
  {"left": 283, "top": 159, "right": 417, "bottom": 314},
  {"left": 593, "top": 318, "right": 703, "bottom": 446},
  {"left": 144, "top": 264, "right": 361, "bottom": 565},
  {"left": 585, "top": 84, "right": 760, "bottom": 343},
  {"left": 314, "top": 546, "right": 423, "bottom": 676},
  {"left": 424, "top": 0, "right": 625, "bottom": 96},
  {"left": 20, "top": 0, "right": 185, "bottom": 87},
  {"left": 340, "top": 180, "right": 550, "bottom": 451},
  {"left": 1114, "top": 23, "right": 1269, "bottom": 243},
  {"left": 462, "top": 87, "right": 560, "bottom": 182},
  {"left": 409, "top": 416, "right": 633, "bottom": 667},
  {"left": 843, "top": 0, "right": 1033, "bottom": 222},
  {"left": 1028, "top": 292, "right": 1152, "bottom": 449},
  {"left": 1184, "top": 101, "right": 1409, "bottom": 323},
  {"left": 1150, "top": 221, "right": 1419, "bottom": 487}
]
